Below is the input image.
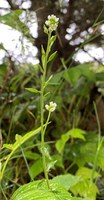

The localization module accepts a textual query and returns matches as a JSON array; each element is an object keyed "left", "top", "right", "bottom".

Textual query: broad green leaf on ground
[
  {"left": 11, "top": 180, "right": 72, "bottom": 200},
  {"left": 56, "top": 129, "right": 85, "bottom": 154},
  {"left": 70, "top": 167, "right": 99, "bottom": 200},
  {"left": 70, "top": 179, "right": 99, "bottom": 200}
]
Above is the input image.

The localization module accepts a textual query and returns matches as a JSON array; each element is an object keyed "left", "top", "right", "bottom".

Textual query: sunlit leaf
[
  {"left": 25, "top": 88, "right": 40, "bottom": 93},
  {"left": 48, "top": 51, "right": 57, "bottom": 63},
  {"left": 11, "top": 179, "right": 72, "bottom": 200},
  {"left": 53, "top": 174, "right": 81, "bottom": 190},
  {"left": 70, "top": 179, "right": 99, "bottom": 200},
  {"left": 0, "top": 126, "right": 42, "bottom": 180},
  {"left": 50, "top": 35, "right": 56, "bottom": 48},
  {"left": 76, "top": 167, "right": 100, "bottom": 179}
]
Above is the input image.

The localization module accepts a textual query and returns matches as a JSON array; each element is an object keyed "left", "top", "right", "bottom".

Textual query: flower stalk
[{"left": 40, "top": 15, "right": 59, "bottom": 188}]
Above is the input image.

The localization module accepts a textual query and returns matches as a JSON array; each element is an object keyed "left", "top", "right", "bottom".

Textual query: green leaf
[
  {"left": 44, "top": 92, "right": 50, "bottom": 97},
  {"left": 50, "top": 35, "right": 56, "bottom": 48},
  {"left": 44, "top": 75, "right": 53, "bottom": 88},
  {"left": 25, "top": 151, "right": 40, "bottom": 160},
  {"left": 12, "top": 102, "right": 29, "bottom": 124},
  {"left": 47, "top": 160, "right": 57, "bottom": 172},
  {"left": 70, "top": 167, "right": 99, "bottom": 200},
  {"left": 68, "top": 129, "right": 85, "bottom": 140},
  {"left": 2, "top": 144, "right": 14, "bottom": 150},
  {"left": 0, "top": 9, "right": 22, "bottom": 21},
  {"left": 30, "top": 158, "right": 43, "bottom": 178},
  {"left": 63, "top": 64, "right": 95, "bottom": 85},
  {"left": 41, "top": 45, "right": 45, "bottom": 55},
  {"left": 76, "top": 167, "right": 100, "bottom": 179},
  {"left": 97, "top": 148, "right": 104, "bottom": 170},
  {"left": 41, "top": 45, "right": 46, "bottom": 68},
  {"left": 0, "top": 126, "right": 42, "bottom": 181},
  {"left": 56, "top": 129, "right": 85, "bottom": 154},
  {"left": 53, "top": 174, "right": 81, "bottom": 190},
  {"left": 0, "top": 10, "right": 31, "bottom": 38},
  {"left": 56, "top": 131, "right": 70, "bottom": 154},
  {"left": 11, "top": 180, "right": 72, "bottom": 200},
  {"left": 15, "top": 134, "right": 22, "bottom": 142},
  {"left": 25, "top": 88, "right": 40, "bottom": 93},
  {"left": 38, "top": 64, "right": 44, "bottom": 73},
  {"left": 49, "top": 71, "right": 63, "bottom": 85},
  {"left": 52, "top": 154, "right": 64, "bottom": 169},
  {"left": 70, "top": 179, "right": 99, "bottom": 200},
  {"left": 72, "top": 198, "right": 90, "bottom": 200},
  {"left": 48, "top": 51, "right": 57, "bottom": 63},
  {"left": 44, "top": 25, "right": 48, "bottom": 34}
]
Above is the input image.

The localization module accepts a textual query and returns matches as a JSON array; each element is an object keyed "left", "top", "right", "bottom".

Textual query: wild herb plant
[{"left": 0, "top": 11, "right": 104, "bottom": 200}]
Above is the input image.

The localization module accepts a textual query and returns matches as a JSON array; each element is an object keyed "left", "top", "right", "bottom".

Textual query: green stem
[
  {"left": 40, "top": 32, "right": 51, "bottom": 189},
  {"left": 41, "top": 112, "right": 51, "bottom": 188},
  {"left": 40, "top": 75, "right": 49, "bottom": 186},
  {"left": 0, "top": 183, "right": 8, "bottom": 200},
  {"left": 20, "top": 146, "right": 34, "bottom": 181},
  {"left": 90, "top": 102, "right": 103, "bottom": 183}
]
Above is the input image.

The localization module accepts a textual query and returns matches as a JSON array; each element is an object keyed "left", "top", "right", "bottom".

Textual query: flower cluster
[
  {"left": 45, "top": 102, "right": 57, "bottom": 112},
  {"left": 45, "top": 14, "right": 59, "bottom": 32}
]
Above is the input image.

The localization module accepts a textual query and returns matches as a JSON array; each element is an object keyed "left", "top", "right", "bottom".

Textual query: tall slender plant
[{"left": 40, "top": 14, "right": 59, "bottom": 187}]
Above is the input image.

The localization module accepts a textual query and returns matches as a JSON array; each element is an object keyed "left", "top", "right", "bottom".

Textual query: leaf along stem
[{"left": 40, "top": 32, "right": 51, "bottom": 189}]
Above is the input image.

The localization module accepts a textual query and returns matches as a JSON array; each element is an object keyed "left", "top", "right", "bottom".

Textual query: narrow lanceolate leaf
[
  {"left": 41, "top": 45, "right": 46, "bottom": 68},
  {"left": 50, "top": 35, "right": 56, "bottom": 47},
  {"left": 38, "top": 64, "right": 44, "bottom": 73},
  {"left": 44, "top": 25, "right": 48, "bottom": 34},
  {"left": 41, "top": 45, "right": 45, "bottom": 55},
  {"left": 44, "top": 75, "right": 53, "bottom": 88},
  {"left": 48, "top": 51, "right": 57, "bottom": 63},
  {"left": 25, "top": 88, "right": 40, "bottom": 93}
]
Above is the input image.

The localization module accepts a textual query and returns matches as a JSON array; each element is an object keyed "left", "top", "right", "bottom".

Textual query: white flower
[
  {"left": 45, "top": 101, "right": 57, "bottom": 112},
  {"left": 45, "top": 14, "right": 59, "bottom": 31}
]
